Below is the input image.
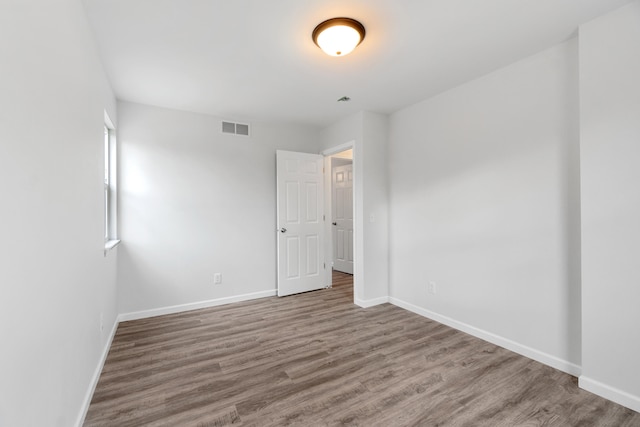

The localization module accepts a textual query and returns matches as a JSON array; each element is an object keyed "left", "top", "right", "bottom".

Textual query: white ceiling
[{"left": 83, "top": 0, "right": 630, "bottom": 127}]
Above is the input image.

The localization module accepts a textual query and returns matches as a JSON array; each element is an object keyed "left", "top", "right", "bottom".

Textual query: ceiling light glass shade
[{"left": 312, "top": 18, "right": 365, "bottom": 57}]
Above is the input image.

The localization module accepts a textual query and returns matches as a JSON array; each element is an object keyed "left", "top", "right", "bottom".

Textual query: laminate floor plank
[{"left": 85, "top": 271, "right": 640, "bottom": 426}]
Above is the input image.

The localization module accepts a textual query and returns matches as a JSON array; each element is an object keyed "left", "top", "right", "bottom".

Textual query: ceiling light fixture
[{"left": 312, "top": 18, "right": 366, "bottom": 57}]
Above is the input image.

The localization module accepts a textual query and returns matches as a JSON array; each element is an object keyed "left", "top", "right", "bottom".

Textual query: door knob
[
  {"left": 332, "top": 222, "right": 337, "bottom": 226},
  {"left": 280, "top": 228, "right": 287, "bottom": 233}
]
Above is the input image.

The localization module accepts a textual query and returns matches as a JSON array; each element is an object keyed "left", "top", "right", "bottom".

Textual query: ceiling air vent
[{"left": 222, "top": 121, "right": 250, "bottom": 137}]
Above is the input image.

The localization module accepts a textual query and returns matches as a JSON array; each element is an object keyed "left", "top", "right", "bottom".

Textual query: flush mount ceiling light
[{"left": 312, "top": 17, "right": 366, "bottom": 57}]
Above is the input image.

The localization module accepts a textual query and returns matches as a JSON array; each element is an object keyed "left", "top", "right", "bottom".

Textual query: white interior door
[
  {"left": 332, "top": 164, "right": 354, "bottom": 274},
  {"left": 276, "top": 150, "right": 325, "bottom": 296}
]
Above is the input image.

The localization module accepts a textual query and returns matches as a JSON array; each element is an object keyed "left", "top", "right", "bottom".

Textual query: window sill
[{"left": 104, "top": 239, "right": 121, "bottom": 254}]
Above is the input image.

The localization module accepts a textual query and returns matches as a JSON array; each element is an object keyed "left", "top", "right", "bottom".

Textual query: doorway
[
  {"left": 330, "top": 154, "right": 353, "bottom": 275},
  {"left": 322, "top": 143, "right": 355, "bottom": 293},
  {"left": 275, "top": 143, "right": 360, "bottom": 302}
]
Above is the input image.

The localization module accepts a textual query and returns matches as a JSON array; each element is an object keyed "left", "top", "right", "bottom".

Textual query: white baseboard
[
  {"left": 118, "top": 289, "right": 276, "bottom": 322},
  {"left": 389, "top": 297, "right": 582, "bottom": 377},
  {"left": 75, "top": 317, "right": 119, "bottom": 427},
  {"left": 355, "top": 295, "right": 390, "bottom": 308},
  {"left": 579, "top": 376, "right": 640, "bottom": 413}
]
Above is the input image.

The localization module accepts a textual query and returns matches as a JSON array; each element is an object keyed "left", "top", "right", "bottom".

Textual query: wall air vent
[{"left": 222, "top": 121, "right": 250, "bottom": 137}]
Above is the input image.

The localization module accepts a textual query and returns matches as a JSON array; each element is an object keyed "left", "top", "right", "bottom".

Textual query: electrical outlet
[
  {"left": 214, "top": 273, "right": 222, "bottom": 285},
  {"left": 428, "top": 281, "right": 437, "bottom": 295}
]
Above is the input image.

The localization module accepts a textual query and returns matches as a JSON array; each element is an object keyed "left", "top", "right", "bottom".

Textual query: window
[{"left": 104, "top": 113, "right": 119, "bottom": 250}]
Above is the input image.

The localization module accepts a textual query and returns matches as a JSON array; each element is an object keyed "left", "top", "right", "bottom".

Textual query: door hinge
[
  {"left": 323, "top": 263, "right": 326, "bottom": 269},
  {"left": 323, "top": 214, "right": 325, "bottom": 221}
]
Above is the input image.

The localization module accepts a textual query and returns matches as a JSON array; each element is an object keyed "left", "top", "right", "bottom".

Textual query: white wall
[
  {"left": 579, "top": 0, "right": 640, "bottom": 412},
  {"left": 0, "top": 1, "right": 118, "bottom": 425},
  {"left": 320, "top": 112, "right": 390, "bottom": 305},
  {"left": 362, "top": 112, "right": 390, "bottom": 301},
  {"left": 117, "top": 102, "right": 321, "bottom": 315},
  {"left": 388, "top": 39, "right": 582, "bottom": 373}
]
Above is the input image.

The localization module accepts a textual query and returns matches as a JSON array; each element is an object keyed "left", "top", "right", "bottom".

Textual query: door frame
[{"left": 321, "top": 141, "right": 360, "bottom": 302}]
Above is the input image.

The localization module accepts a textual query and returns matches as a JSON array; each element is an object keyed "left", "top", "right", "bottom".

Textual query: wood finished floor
[{"left": 85, "top": 272, "right": 640, "bottom": 426}]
